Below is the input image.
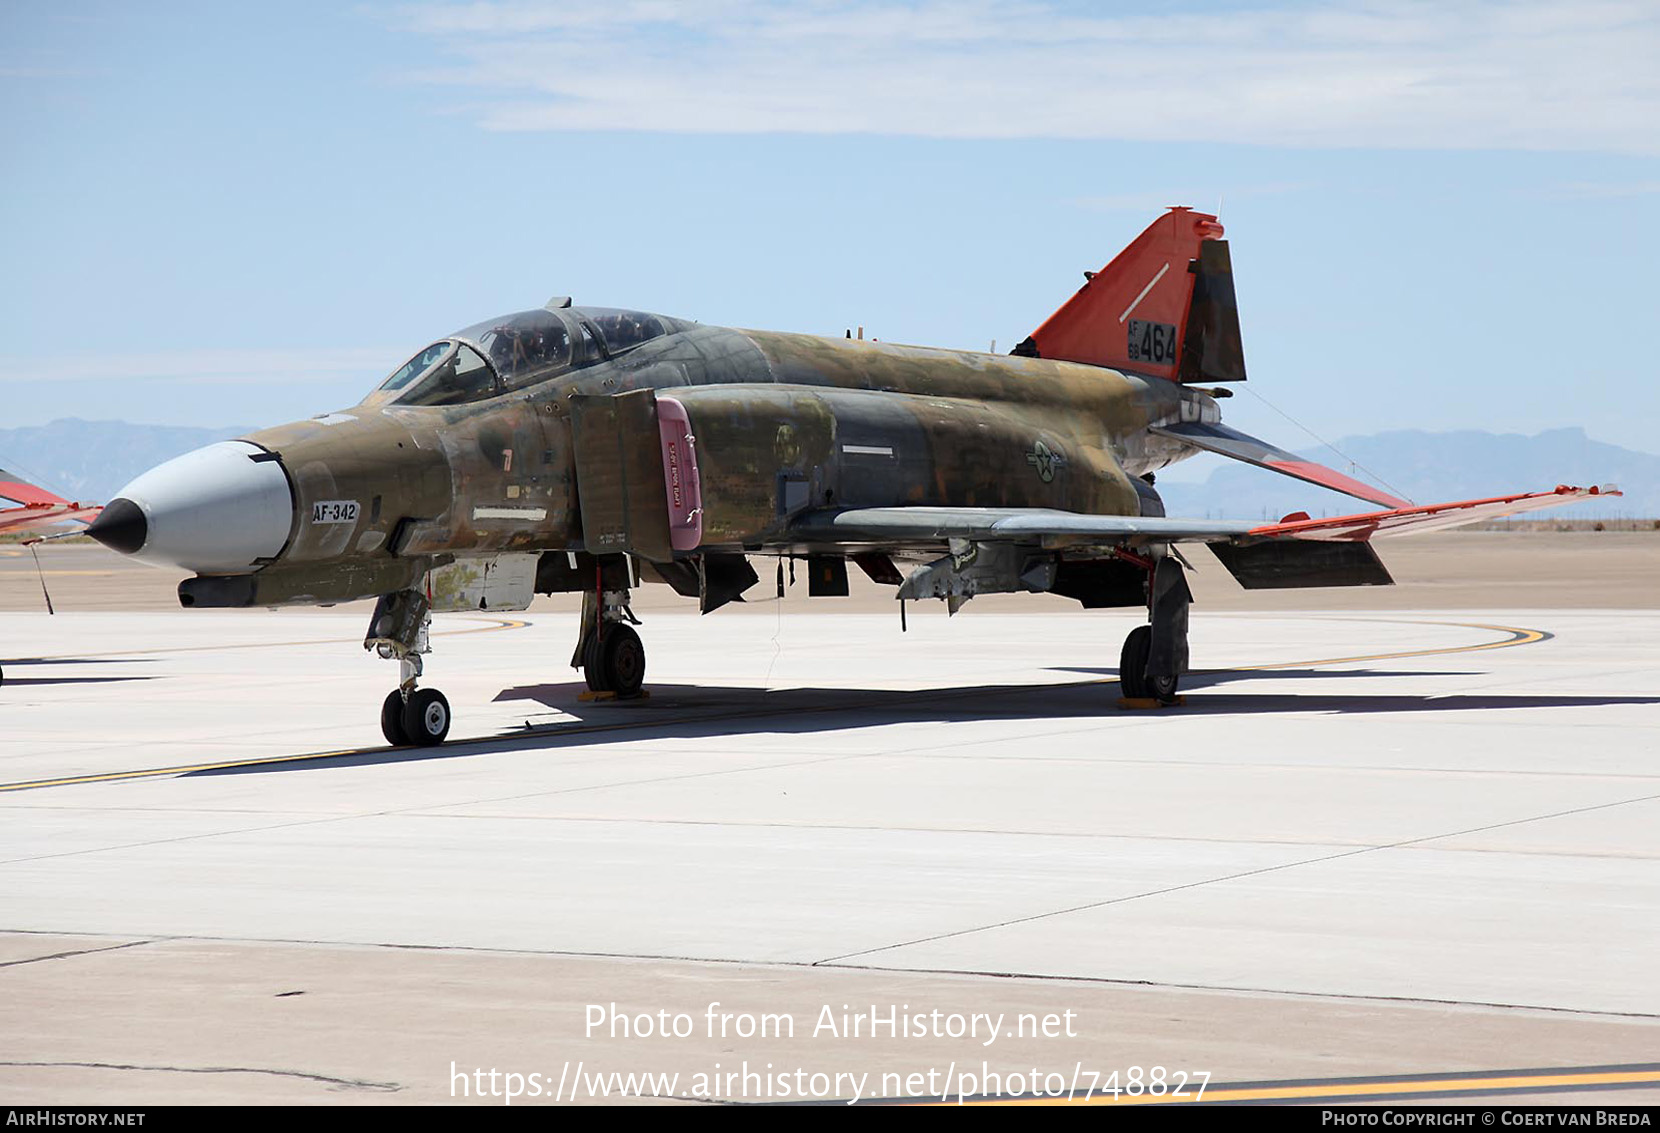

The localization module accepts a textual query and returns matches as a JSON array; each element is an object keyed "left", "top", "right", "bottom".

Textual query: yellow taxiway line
[
  {"left": 1234, "top": 620, "right": 1548, "bottom": 671},
  {"left": 13, "top": 614, "right": 528, "bottom": 664},
  {"left": 939, "top": 1063, "right": 1660, "bottom": 1105}
]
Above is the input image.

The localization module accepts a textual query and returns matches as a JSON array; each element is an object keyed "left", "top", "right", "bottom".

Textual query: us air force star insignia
[{"left": 1026, "top": 440, "right": 1063, "bottom": 483}]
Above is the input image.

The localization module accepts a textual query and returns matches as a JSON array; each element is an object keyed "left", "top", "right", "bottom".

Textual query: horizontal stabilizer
[
  {"left": 0, "top": 468, "right": 100, "bottom": 536},
  {"left": 1248, "top": 485, "right": 1621, "bottom": 541},
  {"left": 0, "top": 469, "right": 69, "bottom": 509},
  {"left": 1152, "top": 421, "right": 1408, "bottom": 509},
  {"left": 0, "top": 503, "right": 102, "bottom": 536}
]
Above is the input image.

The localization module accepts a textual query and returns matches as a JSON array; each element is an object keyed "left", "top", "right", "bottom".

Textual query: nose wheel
[
  {"left": 367, "top": 589, "right": 452, "bottom": 747},
  {"left": 381, "top": 687, "right": 452, "bottom": 746},
  {"left": 380, "top": 690, "right": 410, "bottom": 745}
]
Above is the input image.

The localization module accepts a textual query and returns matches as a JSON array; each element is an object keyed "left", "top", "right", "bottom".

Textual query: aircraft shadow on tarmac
[
  {"left": 1, "top": 656, "right": 156, "bottom": 687},
  {"left": 184, "top": 669, "right": 1660, "bottom": 779}
]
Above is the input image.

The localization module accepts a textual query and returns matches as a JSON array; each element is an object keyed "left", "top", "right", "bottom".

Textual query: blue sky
[{"left": 3, "top": 1, "right": 1658, "bottom": 466}]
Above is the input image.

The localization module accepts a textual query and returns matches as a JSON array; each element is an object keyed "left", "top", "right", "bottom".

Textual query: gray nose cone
[
  {"left": 85, "top": 497, "right": 148, "bottom": 555},
  {"left": 98, "top": 441, "right": 294, "bottom": 573}
]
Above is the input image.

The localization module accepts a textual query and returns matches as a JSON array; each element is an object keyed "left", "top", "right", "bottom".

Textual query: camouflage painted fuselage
[{"left": 239, "top": 316, "right": 1213, "bottom": 604}]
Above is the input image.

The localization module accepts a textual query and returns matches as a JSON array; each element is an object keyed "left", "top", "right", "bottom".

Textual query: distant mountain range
[
  {"left": 1158, "top": 427, "right": 1660, "bottom": 520},
  {"left": 0, "top": 419, "right": 254, "bottom": 502},
  {"left": 3, "top": 418, "right": 1655, "bottom": 519}
]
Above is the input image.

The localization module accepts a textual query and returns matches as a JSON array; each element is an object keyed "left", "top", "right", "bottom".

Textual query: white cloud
[
  {"left": 0, "top": 347, "right": 398, "bottom": 386},
  {"left": 386, "top": 0, "right": 1660, "bottom": 154}
]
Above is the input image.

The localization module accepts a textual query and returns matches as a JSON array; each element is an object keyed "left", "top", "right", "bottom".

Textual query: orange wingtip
[{"left": 1251, "top": 485, "right": 1621, "bottom": 541}]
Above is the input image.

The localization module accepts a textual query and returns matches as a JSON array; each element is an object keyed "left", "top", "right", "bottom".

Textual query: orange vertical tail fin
[{"left": 1013, "top": 206, "right": 1246, "bottom": 384}]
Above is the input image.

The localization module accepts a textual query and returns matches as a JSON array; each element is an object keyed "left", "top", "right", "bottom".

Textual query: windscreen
[
  {"left": 379, "top": 341, "right": 453, "bottom": 395},
  {"left": 454, "top": 309, "right": 575, "bottom": 390},
  {"left": 382, "top": 342, "right": 501, "bottom": 407},
  {"left": 584, "top": 308, "right": 670, "bottom": 355}
]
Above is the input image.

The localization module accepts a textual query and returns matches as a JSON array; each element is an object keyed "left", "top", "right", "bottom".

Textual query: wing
[
  {"left": 789, "top": 507, "right": 1257, "bottom": 546},
  {"left": 786, "top": 486, "right": 1617, "bottom": 595},
  {"left": 790, "top": 486, "right": 1613, "bottom": 548},
  {"left": 1246, "top": 485, "right": 1619, "bottom": 540}
]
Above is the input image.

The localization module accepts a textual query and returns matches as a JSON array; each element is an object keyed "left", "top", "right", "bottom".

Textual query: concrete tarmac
[
  {"left": 1, "top": 541, "right": 1658, "bottom": 1105},
  {"left": 4, "top": 529, "right": 1659, "bottom": 613}
]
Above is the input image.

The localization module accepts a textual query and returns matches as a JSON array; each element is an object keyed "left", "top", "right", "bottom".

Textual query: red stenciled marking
[{"left": 665, "top": 441, "right": 683, "bottom": 511}]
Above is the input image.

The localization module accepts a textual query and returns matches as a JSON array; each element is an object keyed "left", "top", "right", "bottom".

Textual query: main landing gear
[
  {"left": 367, "top": 589, "right": 451, "bottom": 746},
  {"left": 572, "top": 581, "right": 646, "bottom": 696},
  {"left": 1119, "top": 554, "right": 1191, "bottom": 705}
]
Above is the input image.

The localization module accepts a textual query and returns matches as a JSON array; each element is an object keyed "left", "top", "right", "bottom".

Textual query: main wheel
[
  {"left": 401, "top": 688, "right": 451, "bottom": 745},
  {"left": 1148, "top": 667, "right": 1180, "bottom": 703},
  {"left": 596, "top": 624, "right": 646, "bottom": 697},
  {"left": 581, "top": 632, "right": 610, "bottom": 692},
  {"left": 380, "top": 689, "right": 410, "bottom": 745},
  {"left": 1119, "top": 625, "right": 1151, "bottom": 700}
]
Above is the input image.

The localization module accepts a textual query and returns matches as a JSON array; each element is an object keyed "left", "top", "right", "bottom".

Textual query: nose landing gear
[{"left": 368, "top": 589, "right": 451, "bottom": 746}]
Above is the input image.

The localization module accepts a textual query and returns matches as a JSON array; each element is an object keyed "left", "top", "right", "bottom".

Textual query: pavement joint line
[
  {"left": 0, "top": 618, "right": 1554, "bottom": 796},
  {"left": 0, "top": 1060, "right": 401, "bottom": 1092},
  {"left": 3, "top": 928, "right": 1656, "bottom": 1022},
  {"left": 814, "top": 961, "right": 1660, "bottom": 1020},
  {"left": 811, "top": 785, "right": 1660, "bottom": 967},
  {"left": 265, "top": 812, "right": 1660, "bottom": 862},
  {"left": 0, "top": 748, "right": 888, "bottom": 867},
  {"left": 0, "top": 811, "right": 420, "bottom": 869},
  {"left": 0, "top": 937, "right": 155, "bottom": 969},
  {"left": 401, "top": 748, "right": 884, "bottom": 817},
  {"left": 12, "top": 801, "right": 1653, "bottom": 862}
]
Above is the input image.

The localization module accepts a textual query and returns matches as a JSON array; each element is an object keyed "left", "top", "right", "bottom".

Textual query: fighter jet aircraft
[{"left": 85, "top": 208, "right": 1614, "bottom": 745}]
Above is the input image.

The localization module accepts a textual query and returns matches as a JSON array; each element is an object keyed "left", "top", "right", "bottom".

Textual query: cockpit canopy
[{"left": 366, "top": 305, "right": 690, "bottom": 408}]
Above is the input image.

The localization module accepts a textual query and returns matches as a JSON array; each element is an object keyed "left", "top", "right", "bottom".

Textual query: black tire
[
  {"left": 1119, "top": 625, "right": 1151, "bottom": 700},
  {"left": 402, "top": 688, "right": 451, "bottom": 745},
  {"left": 581, "top": 632, "right": 610, "bottom": 692},
  {"left": 380, "top": 689, "right": 410, "bottom": 746},
  {"left": 1149, "top": 668, "right": 1180, "bottom": 703},
  {"left": 597, "top": 623, "right": 646, "bottom": 697}
]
